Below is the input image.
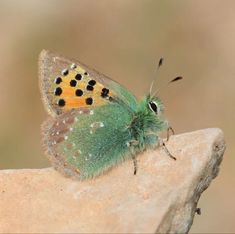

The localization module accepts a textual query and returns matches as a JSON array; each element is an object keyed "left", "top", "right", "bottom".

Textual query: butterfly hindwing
[
  {"left": 42, "top": 102, "right": 134, "bottom": 179},
  {"left": 39, "top": 50, "right": 137, "bottom": 116}
]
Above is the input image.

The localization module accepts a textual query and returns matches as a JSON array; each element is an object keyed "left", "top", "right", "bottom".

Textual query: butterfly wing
[
  {"left": 42, "top": 102, "right": 134, "bottom": 180},
  {"left": 39, "top": 50, "right": 137, "bottom": 116}
]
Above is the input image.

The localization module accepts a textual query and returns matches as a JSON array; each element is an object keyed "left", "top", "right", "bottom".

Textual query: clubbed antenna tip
[
  {"left": 149, "top": 57, "right": 164, "bottom": 95},
  {"left": 170, "top": 76, "right": 183, "bottom": 83},
  {"left": 158, "top": 57, "right": 164, "bottom": 68}
]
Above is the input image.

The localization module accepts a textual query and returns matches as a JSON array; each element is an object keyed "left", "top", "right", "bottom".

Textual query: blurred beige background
[{"left": 0, "top": 0, "right": 234, "bottom": 232}]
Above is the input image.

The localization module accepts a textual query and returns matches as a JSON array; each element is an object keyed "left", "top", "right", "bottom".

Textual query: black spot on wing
[
  {"left": 54, "top": 87, "right": 62, "bottom": 96},
  {"left": 58, "top": 99, "right": 65, "bottom": 107},
  {"left": 86, "top": 97, "right": 93, "bottom": 105}
]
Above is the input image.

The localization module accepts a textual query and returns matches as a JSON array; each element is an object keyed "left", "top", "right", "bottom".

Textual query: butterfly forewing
[{"left": 39, "top": 50, "right": 137, "bottom": 116}]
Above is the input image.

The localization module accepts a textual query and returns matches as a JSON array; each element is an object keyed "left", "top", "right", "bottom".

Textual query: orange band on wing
[{"left": 64, "top": 98, "right": 86, "bottom": 108}]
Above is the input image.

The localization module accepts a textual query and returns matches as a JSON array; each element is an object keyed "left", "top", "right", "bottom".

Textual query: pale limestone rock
[{"left": 0, "top": 128, "right": 225, "bottom": 233}]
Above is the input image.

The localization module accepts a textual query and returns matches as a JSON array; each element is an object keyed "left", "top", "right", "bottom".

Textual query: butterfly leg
[
  {"left": 167, "top": 126, "right": 175, "bottom": 141},
  {"left": 159, "top": 138, "right": 177, "bottom": 160},
  {"left": 132, "top": 156, "right": 138, "bottom": 175},
  {"left": 127, "top": 140, "right": 139, "bottom": 175}
]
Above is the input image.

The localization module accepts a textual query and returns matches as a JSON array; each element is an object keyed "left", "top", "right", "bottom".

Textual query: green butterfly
[{"left": 39, "top": 50, "right": 179, "bottom": 180}]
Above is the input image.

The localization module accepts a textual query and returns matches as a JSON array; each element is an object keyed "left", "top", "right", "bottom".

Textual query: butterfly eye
[{"left": 148, "top": 101, "right": 159, "bottom": 114}]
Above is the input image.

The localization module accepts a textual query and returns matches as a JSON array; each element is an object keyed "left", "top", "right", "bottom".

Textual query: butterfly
[{"left": 39, "top": 50, "right": 180, "bottom": 180}]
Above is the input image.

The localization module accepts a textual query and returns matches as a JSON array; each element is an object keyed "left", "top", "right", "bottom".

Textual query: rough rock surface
[{"left": 0, "top": 128, "right": 225, "bottom": 233}]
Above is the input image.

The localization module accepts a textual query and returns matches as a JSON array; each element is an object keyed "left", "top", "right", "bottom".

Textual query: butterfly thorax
[{"left": 128, "top": 95, "right": 168, "bottom": 152}]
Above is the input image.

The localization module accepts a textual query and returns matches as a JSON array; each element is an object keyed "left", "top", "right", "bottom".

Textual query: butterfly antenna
[
  {"left": 149, "top": 57, "right": 164, "bottom": 95},
  {"left": 152, "top": 76, "right": 183, "bottom": 97}
]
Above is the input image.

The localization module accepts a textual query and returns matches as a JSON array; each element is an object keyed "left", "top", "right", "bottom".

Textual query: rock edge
[{"left": 0, "top": 128, "right": 225, "bottom": 233}]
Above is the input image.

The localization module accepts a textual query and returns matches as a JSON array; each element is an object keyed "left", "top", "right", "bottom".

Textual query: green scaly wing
[{"left": 42, "top": 102, "right": 134, "bottom": 180}]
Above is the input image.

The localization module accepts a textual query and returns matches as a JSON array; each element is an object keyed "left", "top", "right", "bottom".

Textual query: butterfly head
[
  {"left": 138, "top": 95, "right": 164, "bottom": 119},
  {"left": 144, "top": 95, "right": 164, "bottom": 116},
  {"left": 135, "top": 95, "right": 167, "bottom": 148}
]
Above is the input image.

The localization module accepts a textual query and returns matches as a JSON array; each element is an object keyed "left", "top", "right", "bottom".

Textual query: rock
[{"left": 0, "top": 128, "right": 225, "bottom": 233}]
